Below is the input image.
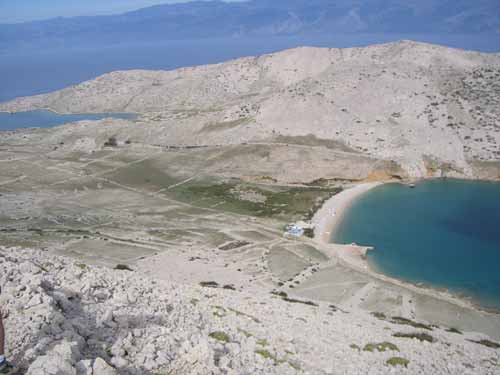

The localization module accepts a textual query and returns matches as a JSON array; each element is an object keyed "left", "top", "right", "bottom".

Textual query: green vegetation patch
[
  {"left": 303, "top": 228, "right": 314, "bottom": 238},
  {"left": 391, "top": 316, "right": 433, "bottom": 331},
  {"left": 282, "top": 296, "right": 318, "bottom": 307},
  {"left": 467, "top": 339, "right": 500, "bottom": 349},
  {"left": 200, "top": 281, "right": 219, "bottom": 288},
  {"left": 371, "top": 311, "right": 386, "bottom": 320},
  {"left": 271, "top": 291, "right": 318, "bottom": 307},
  {"left": 257, "top": 339, "right": 270, "bottom": 347},
  {"left": 171, "top": 179, "right": 341, "bottom": 220},
  {"left": 107, "top": 159, "right": 179, "bottom": 192},
  {"left": 386, "top": 357, "right": 410, "bottom": 367},
  {"left": 393, "top": 332, "right": 435, "bottom": 343},
  {"left": 255, "top": 345, "right": 300, "bottom": 370},
  {"left": 56, "top": 228, "right": 93, "bottom": 236},
  {"left": 363, "top": 342, "right": 399, "bottom": 352},
  {"left": 114, "top": 264, "right": 133, "bottom": 271},
  {"left": 255, "top": 349, "right": 276, "bottom": 361},
  {"left": 209, "top": 331, "right": 231, "bottom": 343},
  {"left": 271, "top": 290, "right": 288, "bottom": 298}
]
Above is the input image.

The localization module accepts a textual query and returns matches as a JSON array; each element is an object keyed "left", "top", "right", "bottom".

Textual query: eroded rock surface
[{"left": 1, "top": 247, "right": 499, "bottom": 375}]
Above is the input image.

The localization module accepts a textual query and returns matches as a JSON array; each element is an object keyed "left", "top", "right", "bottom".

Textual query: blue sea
[
  {"left": 333, "top": 179, "right": 500, "bottom": 310},
  {"left": 0, "top": 110, "right": 135, "bottom": 131},
  {"left": 1, "top": 34, "right": 499, "bottom": 104}
]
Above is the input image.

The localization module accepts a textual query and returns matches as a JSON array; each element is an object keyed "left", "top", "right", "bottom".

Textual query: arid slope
[{"left": 2, "top": 41, "right": 500, "bottom": 179}]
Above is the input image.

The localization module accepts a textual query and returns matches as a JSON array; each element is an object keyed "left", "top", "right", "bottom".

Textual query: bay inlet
[
  {"left": 0, "top": 110, "right": 136, "bottom": 131},
  {"left": 333, "top": 179, "right": 500, "bottom": 310}
]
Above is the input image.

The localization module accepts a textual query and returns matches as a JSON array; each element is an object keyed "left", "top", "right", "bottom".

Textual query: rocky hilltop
[
  {"left": 1, "top": 40, "right": 500, "bottom": 180},
  {"left": 2, "top": 247, "right": 499, "bottom": 375}
]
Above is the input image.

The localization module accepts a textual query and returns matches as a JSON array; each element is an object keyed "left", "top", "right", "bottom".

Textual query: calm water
[
  {"left": 0, "top": 110, "right": 136, "bottom": 131},
  {"left": 1, "top": 34, "right": 499, "bottom": 103},
  {"left": 334, "top": 179, "right": 500, "bottom": 309}
]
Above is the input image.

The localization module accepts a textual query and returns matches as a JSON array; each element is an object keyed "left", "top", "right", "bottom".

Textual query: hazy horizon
[
  {"left": 0, "top": 0, "right": 245, "bottom": 24},
  {"left": 1, "top": 0, "right": 499, "bottom": 103}
]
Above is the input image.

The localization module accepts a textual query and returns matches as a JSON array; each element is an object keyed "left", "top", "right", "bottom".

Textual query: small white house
[{"left": 285, "top": 224, "right": 304, "bottom": 237}]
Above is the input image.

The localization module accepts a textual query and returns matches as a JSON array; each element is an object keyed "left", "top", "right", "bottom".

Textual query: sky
[{"left": 0, "top": 0, "right": 243, "bottom": 24}]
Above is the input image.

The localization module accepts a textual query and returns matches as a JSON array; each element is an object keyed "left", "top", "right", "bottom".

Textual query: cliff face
[{"left": 1, "top": 40, "right": 500, "bottom": 179}]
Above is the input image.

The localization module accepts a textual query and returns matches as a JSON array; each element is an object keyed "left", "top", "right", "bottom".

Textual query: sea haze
[
  {"left": 334, "top": 179, "right": 500, "bottom": 310},
  {"left": 1, "top": 33, "right": 499, "bottom": 103},
  {"left": 1, "top": 0, "right": 498, "bottom": 46}
]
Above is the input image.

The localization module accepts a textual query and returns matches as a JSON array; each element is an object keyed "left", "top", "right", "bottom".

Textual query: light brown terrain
[
  {"left": 1, "top": 41, "right": 500, "bottom": 374},
  {"left": 2, "top": 40, "right": 500, "bottom": 179}
]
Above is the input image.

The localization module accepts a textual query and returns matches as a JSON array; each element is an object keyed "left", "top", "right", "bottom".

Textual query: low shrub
[
  {"left": 391, "top": 316, "right": 432, "bottom": 330},
  {"left": 114, "top": 264, "right": 133, "bottom": 271},
  {"left": 386, "top": 357, "right": 409, "bottom": 367},
  {"left": 209, "top": 331, "right": 230, "bottom": 343}
]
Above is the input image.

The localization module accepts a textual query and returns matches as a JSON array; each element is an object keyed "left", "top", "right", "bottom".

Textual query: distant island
[{"left": 0, "top": 0, "right": 499, "bottom": 51}]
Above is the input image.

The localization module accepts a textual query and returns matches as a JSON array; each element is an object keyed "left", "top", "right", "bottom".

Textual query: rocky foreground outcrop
[{"left": 1, "top": 247, "right": 499, "bottom": 374}]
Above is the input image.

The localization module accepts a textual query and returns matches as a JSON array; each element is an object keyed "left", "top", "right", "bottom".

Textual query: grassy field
[{"left": 169, "top": 179, "right": 342, "bottom": 221}]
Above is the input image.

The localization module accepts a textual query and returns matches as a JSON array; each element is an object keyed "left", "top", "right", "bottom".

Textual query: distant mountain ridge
[{"left": 0, "top": 0, "right": 499, "bottom": 51}]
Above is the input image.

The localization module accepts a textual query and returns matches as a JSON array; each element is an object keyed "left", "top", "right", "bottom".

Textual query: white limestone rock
[{"left": 1, "top": 247, "right": 499, "bottom": 375}]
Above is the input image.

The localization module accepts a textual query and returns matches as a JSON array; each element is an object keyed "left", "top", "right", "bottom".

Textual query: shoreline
[
  {"left": 314, "top": 177, "right": 500, "bottom": 247},
  {"left": 312, "top": 181, "right": 383, "bottom": 244},
  {"left": 312, "top": 180, "right": 500, "bottom": 316},
  {"left": 0, "top": 107, "right": 140, "bottom": 116},
  {"left": 0, "top": 108, "right": 139, "bottom": 132}
]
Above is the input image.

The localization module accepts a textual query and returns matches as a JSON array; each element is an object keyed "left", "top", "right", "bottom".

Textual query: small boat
[{"left": 409, "top": 183, "right": 416, "bottom": 188}]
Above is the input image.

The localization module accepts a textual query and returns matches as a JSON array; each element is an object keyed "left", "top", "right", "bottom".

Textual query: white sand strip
[
  {"left": 312, "top": 182, "right": 483, "bottom": 312},
  {"left": 312, "top": 182, "right": 382, "bottom": 244}
]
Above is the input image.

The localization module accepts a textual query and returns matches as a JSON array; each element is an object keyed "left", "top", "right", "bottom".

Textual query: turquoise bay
[
  {"left": 333, "top": 179, "right": 500, "bottom": 310},
  {"left": 0, "top": 110, "right": 136, "bottom": 131}
]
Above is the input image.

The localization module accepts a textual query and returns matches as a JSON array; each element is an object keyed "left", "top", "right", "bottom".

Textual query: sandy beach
[
  {"left": 310, "top": 180, "right": 499, "bottom": 317},
  {"left": 312, "top": 182, "right": 383, "bottom": 244}
]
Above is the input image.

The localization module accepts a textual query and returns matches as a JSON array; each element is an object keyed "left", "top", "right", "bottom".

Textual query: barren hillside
[
  {"left": 2, "top": 40, "right": 499, "bottom": 179},
  {"left": 2, "top": 248, "right": 499, "bottom": 375}
]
